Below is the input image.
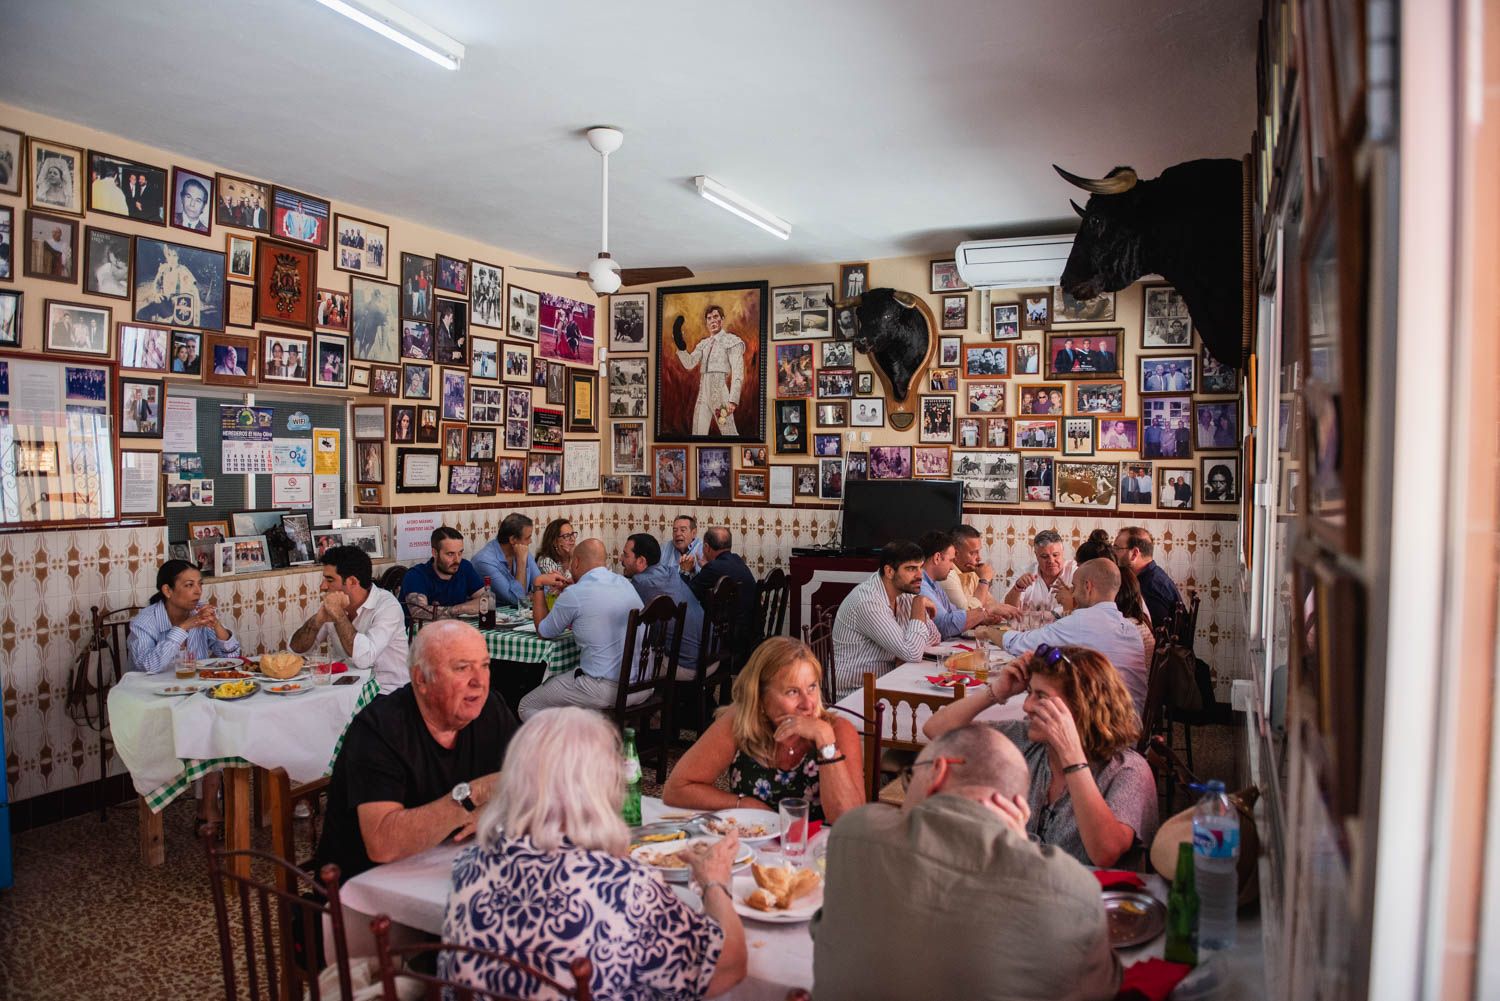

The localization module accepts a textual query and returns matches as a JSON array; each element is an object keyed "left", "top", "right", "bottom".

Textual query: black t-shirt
[{"left": 313, "top": 684, "right": 519, "bottom": 883}]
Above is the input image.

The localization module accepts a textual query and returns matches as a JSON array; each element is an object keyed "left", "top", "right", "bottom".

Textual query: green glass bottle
[
  {"left": 622, "top": 727, "right": 643, "bottom": 826},
  {"left": 1165, "top": 841, "right": 1200, "bottom": 966}
]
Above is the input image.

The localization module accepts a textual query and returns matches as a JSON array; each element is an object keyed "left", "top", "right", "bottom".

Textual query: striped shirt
[
  {"left": 127, "top": 601, "right": 241, "bottom": 674},
  {"left": 832, "top": 573, "right": 940, "bottom": 694}
]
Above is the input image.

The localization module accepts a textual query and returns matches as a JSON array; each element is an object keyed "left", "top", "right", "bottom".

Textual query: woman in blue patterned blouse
[{"left": 443, "top": 708, "right": 748, "bottom": 999}]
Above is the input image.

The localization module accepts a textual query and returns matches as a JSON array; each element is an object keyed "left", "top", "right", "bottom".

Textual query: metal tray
[{"left": 1102, "top": 889, "right": 1166, "bottom": 949}]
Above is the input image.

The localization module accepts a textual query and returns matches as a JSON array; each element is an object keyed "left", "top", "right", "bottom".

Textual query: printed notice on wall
[
  {"left": 313, "top": 428, "right": 341, "bottom": 476},
  {"left": 163, "top": 397, "right": 198, "bottom": 452},
  {"left": 220, "top": 405, "right": 273, "bottom": 474},
  {"left": 272, "top": 473, "right": 312, "bottom": 507},
  {"left": 393, "top": 512, "right": 440, "bottom": 561},
  {"left": 272, "top": 438, "right": 312, "bottom": 474},
  {"left": 312, "top": 474, "right": 340, "bottom": 527}
]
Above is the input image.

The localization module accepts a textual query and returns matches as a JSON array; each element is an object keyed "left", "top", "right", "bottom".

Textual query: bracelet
[
  {"left": 815, "top": 754, "right": 847, "bottom": 766},
  {"left": 1062, "top": 761, "right": 1090, "bottom": 775},
  {"left": 701, "top": 880, "right": 733, "bottom": 902}
]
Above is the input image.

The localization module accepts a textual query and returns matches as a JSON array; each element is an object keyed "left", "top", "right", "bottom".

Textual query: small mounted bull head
[{"left": 825, "top": 287, "right": 935, "bottom": 430}]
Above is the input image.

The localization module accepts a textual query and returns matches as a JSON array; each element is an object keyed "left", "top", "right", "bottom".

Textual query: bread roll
[{"left": 259, "top": 651, "right": 305, "bottom": 679}]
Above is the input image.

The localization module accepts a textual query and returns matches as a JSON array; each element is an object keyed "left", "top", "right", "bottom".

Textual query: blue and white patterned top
[
  {"left": 126, "top": 601, "right": 240, "bottom": 674},
  {"left": 443, "top": 835, "right": 725, "bottom": 1000}
]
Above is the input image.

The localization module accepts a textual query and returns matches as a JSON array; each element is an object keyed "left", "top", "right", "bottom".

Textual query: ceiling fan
[{"left": 515, "top": 127, "right": 693, "bottom": 295}]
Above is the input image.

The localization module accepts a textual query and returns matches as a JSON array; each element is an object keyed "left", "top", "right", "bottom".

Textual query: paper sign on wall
[
  {"left": 312, "top": 474, "right": 340, "bottom": 527},
  {"left": 314, "top": 428, "right": 341, "bottom": 476},
  {"left": 163, "top": 397, "right": 198, "bottom": 452},
  {"left": 272, "top": 438, "right": 312, "bottom": 473},
  {"left": 273, "top": 473, "right": 312, "bottom": 507},
  {"left": 393, "top": 513, "right": 441, "bottom": 561},
  {"left": 221, "top": 405, "right": 274, "bottom": 474}
]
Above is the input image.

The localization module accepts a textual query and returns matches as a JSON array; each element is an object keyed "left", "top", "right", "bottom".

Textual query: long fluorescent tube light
[
  {"left": 694, "top": 175, "right": 791, "bottom": 240},
  {"left": 312, "top": 0, "right": 465, "bottom": 70}
]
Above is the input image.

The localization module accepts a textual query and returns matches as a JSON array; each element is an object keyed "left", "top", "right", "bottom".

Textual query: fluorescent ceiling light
[
  {"left": 694, "top": 175, "right": 791, "bottom": 240},
  {"left": 312, "top": 0, "right": 465, "bottom": 70}
]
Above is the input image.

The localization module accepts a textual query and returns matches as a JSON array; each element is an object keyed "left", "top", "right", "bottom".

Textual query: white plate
[
  {"left": 264, "top": 681, "right": 315, "bottom": 696},
  {"left": 698, "top": 809, "right": 779, "bottom": 843},
  {"left": 730, "top": 872, "right": 823, "bottom": 923},
  {"left": 154, "top": 684, "right": 202, "bottom": 697},
  {"left": 631, "top": 836, "right": 754, "bottom": 881},
  {"left": 196, "top": 657, "right": 246, "bottom": 671}
]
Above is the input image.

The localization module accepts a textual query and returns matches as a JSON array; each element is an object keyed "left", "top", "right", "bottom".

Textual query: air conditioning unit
[{"left": 954, "top": 235, "right": 1075, "bottom": 290}]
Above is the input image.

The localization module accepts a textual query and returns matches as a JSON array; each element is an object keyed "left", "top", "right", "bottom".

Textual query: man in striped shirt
[{"left": 832, "top": 540, "right": 940, "bottom": 694}]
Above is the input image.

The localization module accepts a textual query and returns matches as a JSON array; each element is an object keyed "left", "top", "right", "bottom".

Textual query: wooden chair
[
  {"left": 800, "top": 605, "right": 839, "bottom": 704},
  {"left": 202, "top": 831, "right": 353, "bottom": 1001},
  {"left": 377, "top": 563, "right": 409, "bottom": 594},
  {"left": 826, "top": 701, "right": 887, "bottom": 803},
  {"left": 371, "top": 914, "right": 594, "bottom": 1000},
  {"left": 1171, "top": 592, "right": 1201, "bottom": 651},
  {"left": 607, "top": 594, "right": 685, "bottom": 784},
  {"left": 674, "top": 576, "right": 738, "bottom": 744},
  {"left": 861, "top": 672, "right": 965, "bottom": 804},
  {"left": 756, "top": 568, "right": 790, "bottom": 648},
  {"left": 66, "top": 604, "right": 140, "bottom": 820}
]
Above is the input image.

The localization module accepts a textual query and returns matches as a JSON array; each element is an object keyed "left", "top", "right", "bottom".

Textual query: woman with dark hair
[
  {"left": 535, "top": 517, "right": 577, "bottom": 595},
  {"left": 127, "top": 559, "right": 239, "bottom": 674},
  {"left": 1074, "top": 529, "right": 1113, "bottom": 564}
]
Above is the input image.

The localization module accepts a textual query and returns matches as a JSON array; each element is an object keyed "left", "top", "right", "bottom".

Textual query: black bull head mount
[
  {"left": 826, "top": 288, "right": 935, "bottom": 429},
  {"left": 1056, "top": 158, "right": 1245, "bottom": 370}
]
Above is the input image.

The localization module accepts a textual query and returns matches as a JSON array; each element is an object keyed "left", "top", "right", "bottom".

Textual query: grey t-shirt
[{"left": 994, "top": 720, "right": 1158, "bottom": 865}]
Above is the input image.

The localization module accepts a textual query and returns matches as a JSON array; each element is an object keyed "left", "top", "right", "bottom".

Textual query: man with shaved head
[
  {"left": 813, "top": 724, "right": 1120, "bottom": 999},
  {"left": 999, "top": 557, "right": 1148, "bottom": 715},
  {"left": 518, "top": 536, "right": 646, "bottom": 719}
]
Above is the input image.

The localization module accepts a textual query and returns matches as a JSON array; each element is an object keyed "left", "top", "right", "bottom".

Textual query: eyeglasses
[
  {"left": 559, "top": 531, "right": 578, "bottom": 540},
  {"left": 901, "top": 755, "right": 965, "bottom": 784}
]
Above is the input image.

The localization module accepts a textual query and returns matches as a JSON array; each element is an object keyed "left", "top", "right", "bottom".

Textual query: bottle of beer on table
[
  {"left": 622, "top": 727, "right": 643, "bottom": 826},
  {"left": 479, "top": 576, "right": 495, "bottom": 629},
  {"left": 1165, "top": 841, "right": 1200, "bottom": 966}
]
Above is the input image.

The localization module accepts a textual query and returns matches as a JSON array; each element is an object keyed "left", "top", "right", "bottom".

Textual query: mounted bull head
[
  {"left": 826, "top": 288, "right": 934, "bottom": 429},
  {"left": 1055, "top": 159, "right": 1244, "bottom": 369}
]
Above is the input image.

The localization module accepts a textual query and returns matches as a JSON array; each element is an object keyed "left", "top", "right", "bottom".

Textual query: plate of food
[
  {"left": 700, "top": 809, "right": 778, "bottom": 843},
  {"left": 197, "top": 657, "right": 247, "bottom": 672},
  {"left": 265, "top": 681, "right": 314, "bottom": 697},
  {"left": 731, "top": 864, "right": 823, "bottom": 923},
  {"left": 1102, "top": 890, "right": 1166, "bottom": 948},
  {"left": 206, "top": 679, "right": 260, "bottom": 701},
  {"left": 631, "top": 836, "right": 754, "bottom": 881},
  {"left": 628, "top": 825, "right": 689, "bottom": 852},
  {"left": 256, "top": 651, "right": 307, "bottom": 680},
  {"left": 154, "top": 684, "right": 202, "bottom": 697},
  {"left": 199, "top": 667, "right": 253, "bottom": 680},
  {"left": 925, "top": 673, "right": 976, "bottom": 691}
]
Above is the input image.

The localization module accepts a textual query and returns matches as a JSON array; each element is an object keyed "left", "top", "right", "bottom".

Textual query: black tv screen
[{"left": 841, "top": 479, "right": 963, "bottom": 553}]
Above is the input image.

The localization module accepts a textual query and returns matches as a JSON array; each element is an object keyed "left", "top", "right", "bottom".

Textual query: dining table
[
  {"left": 478, "top": 615, "right": 580, "bottom": 681},
  {"left": 829, "top": 647, "right": 1028, "bottom": 745}
]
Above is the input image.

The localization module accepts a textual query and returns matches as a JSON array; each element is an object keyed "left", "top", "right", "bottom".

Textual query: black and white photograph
[
  {"left": 214, "top": 173, "right": 270, "bottom": 233},
  {"left": 1062, "top": 417, "right": 1095, "bottom": 456},
  {"left": 1045, "top": 331, "right": 1121, "bottom": 377},
  {"left": 1140, "top": 355, "right": 1196, "bottom": 393},
  {"left": 1051, "top": 285, "right": 1115, "bottom": 323},
  {"left": 169, "top": 166, "right": 213, "bottom": 235},
  {"left": 29, "top": 136, "right": 84, "bottom": 216},
  {"left": 0, "top": 206, "right": 11, "bottom": 281},
  {"left": 856, "top": 371, "right": 874, "bottom": 395},
  {"left": 469, "top": 385, "right": 503, "bottom": 425},
  {"left": 838, "top": 263, "right": 868, "bottom": 300},
  {"left": 816, "top": 368, "right": 854, "bottom": 398},
  {"left": 609, "top": 357, "right": 650, "bottom": 418},
  {"left": 509, "top": 284, "right": 540, "bottom": 341},
  {"left": 133, "top": 237, "right": 226, "bottom": 330},
  {"left": 546, "top": 359, "right": 565, "bottom": 405},
  {"left": 1200, "top": 456, "right": 1238, "bottom": 503},
  {"left": 963, "top": 345, "right": 1008, "bottom": 377},
  {"left": 696, "top": 445, "right": 731, "bottom": 500},
  {"left": 992, "top": 302, "right": 1021, "bottom": 340},
  {"left": 471, "top": 260, "right": 504, "bottom": 328},
  {"left": 1120, "top": 462, "right": 1155, "bottom": 504},
  {"left": 1141, "top": 396, "right": 1193, "bottom": 459},
  {"left": 25, "top": 210, "right": 78, "bottom": 283},
  {"left": 1054, "top": 460, "right": 1120, "bottom": 509},
  {"left": 952, "top": 450, "right": 1019, "bottom": 504},
  {"left": 1194, "top": 400, "right": 1240, "bottom": 450},
  {"left": 0, "top": 126, "right": 23, "bottom": 197},
  {"left": 119, "top": 377, "right": 162, "bottom": 438},
  {"left": 1015, "top": 418, "right": 1059, "bottom": 450},
  {"left": 1013, "top": 341, "right": 1040, "bottom": 375},
  {"left": 772, "top": 283, "right": 834, "bottom": 340},
  {"left": 850, "top": 397, "right": 884, "bottom": 427},
  {"left": 819, "top": 339, "right": 854, "bottom": 368},
  {"left": 351, "top": 276, "right": 401, "bottom": 363},
  {"left": 607, "top": 291, "right": 647, "bottom": 351},
  {"left": 1200, "top": 346, "right": 1239, "bottom": 394},
  {"left": 1072, "top": 381, "right": 1125, "bottom": 415},
  {"left": 502, "top": 343, "right": 532, "bottom": 384},
  {"left": 401, "top": 252, "right": 435, "bottom": 323},
  {"left": 83, "top": 227, "right": 131, "bottom": 299},
  {"left": 816, "top": 403, "right": 848, "bottom": 427},
  {"left": 333, "top": 214, "right": 389, "bottom": 277},
  {"left": 1141, "top": 283, "right": 1193, "bottom": 347},
  {"left": 1021, "top": 292, "right": 1050, "bottom": 331},
  {"left": 471, "top": 337, "right": 500, "bottom": 380},
  {"left": 919, "top": 395, "right": 954, "bottom": 443},
  {"left": 45, "top": 300, "right": 111, "bottom": 356}
]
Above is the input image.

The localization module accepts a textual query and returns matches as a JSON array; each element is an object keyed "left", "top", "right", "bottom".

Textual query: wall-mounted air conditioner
[{"left": 954, "top": 235, "right": 1075, "bottom": 290}]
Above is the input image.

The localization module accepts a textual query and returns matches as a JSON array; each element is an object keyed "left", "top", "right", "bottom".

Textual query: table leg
[
  {"left": 223, "top": 766, "right": 253, "bottom": 880},
  {"left": 138, "top": 797, "right": 164, "bottom": 867}
]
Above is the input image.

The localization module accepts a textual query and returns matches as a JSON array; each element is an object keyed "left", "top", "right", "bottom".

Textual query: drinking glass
[
  {"left": 312, "top": 639, "right": 334, "bottom": 686},
  {"left": 778, "top": 798, "right": 810, "bottom": 867},
  {"left": 972, "top": 638, "right": 990, "bottom": 683}
]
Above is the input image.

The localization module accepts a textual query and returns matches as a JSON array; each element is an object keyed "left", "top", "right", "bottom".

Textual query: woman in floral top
[
  {"left": 535, "top": 518, "right": 576, "bottom": 597},
  {"left": 443, "top": 708, "right": 748, "bottom": 999},
  {"left": 663, "top": 636, "right": 865, "bottom": 823}
]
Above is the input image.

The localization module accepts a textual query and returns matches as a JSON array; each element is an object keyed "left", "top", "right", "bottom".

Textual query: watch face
[{"left": 452, "top": 781, "right": 471, "bottom": 801}]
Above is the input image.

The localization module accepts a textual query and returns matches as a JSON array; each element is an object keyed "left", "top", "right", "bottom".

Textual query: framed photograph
[
  {"left": 1015, "top": 418, "right": 1059, "bottom": 450},
  {"left": 400, "top": 252, "right": 435, "bottom": 323},
  {"left": 169, "top": 329, "right": 201, "bottom": 375},
  {"left": 493, "top": 456, "right": 522, "bottom": 493},
  {"left": 260, "top": 331, "right": 312, "bottom": 385},
  {"left": 792, "top": 464, "right": 818, "bottom": 497},
  {"left": 1054, "top": 461, "right": 1120, "bottom": 509},
  {"left": 963, "top": 345, "right": 1008, "bottom": 378},
  {"left": 401, "top": 319, "right": 432, "bottom": 361},
  {"left": 440, "top": 422, "right": 465, "bottom": 464},
  {"left": 1140, "top": 283, "right": 1194, "bottom": 348},
  {"left": 416, "top": 405, "right": 439, "bottom": 443},
  {"left": 538, "top": 291, "right": 595, "bottom": 365},
  {"left": 1157, "top": 467, "right": 1195, "bottom": 509},
  {"left": 1200, "top": 456, "right": 1239, "bottom": 504},
  {"left": 352, "top": 404, "right": 386, "bottom": 440},
  {"left": 333, "top": 214, "right": 389, "bottom": 277},
  {"left": 314, "top": 288, "right": 349, "bottom": 332},
  {"left": 213, "top": 173, "right": 271, "bottom": 233},
  {"left": 955, "top": 417, "right": 981, "bottom": 448},
  {"left": 470, "top": 261, "right": 504, "bottom": 329},
  {"left": 655, "top": 281, "right": 767, "bottom": 443},
  {"left": 838, "top": 264, "right": 869, "bottom": 301},
  {"left": 1098, "top": 418, "right": 1141, "bottom": 452},
  {"left": 775, "top": 342, "right": 813, "bottom": 398},
  {"left": 396, "top": 448, "right": 442, "bottom": 493},
  {"left": 603, "top": 357, "right": 647, "bottom": 420},
  {"left": 814, "top": 432, "right": 843, "bottom": 457},
  {"left": 919, "top": 395, "right": 954, "bottom": 443},
  {"left": 352, "top": 276, "right": 401, "bottom": 363},
  {"left": 351, "top": 366, "right": 369, "bottom": 388},
  {"left": 1141, "top": 396, "right": 1193, "bottom": 459},
  {"left": 1051, "top": 285, "right": 1115, "bottom": 323},
  {"left": 187, "top": 519, "right": 229, "bottom": 541},
  {"left": 24, "top": 210, "right": 78, "bottom": 283},
  {"left": 531, "top": 406, "right": 563, "bottom": 451},
  {"left": 816, "top": 368, "right": 854, "bottom": 399},
  {"left": 169, "top": 166, "right": 213, "bottom": 236},
  {"left": 965, "top": 381, "right": 1006, "bottom": 415},
  {"left": 940, "top": 294, "right": 969, "bottom": 330},
  {"left": 604, "top": 291, "right": 650, "bottom": 352},
  {"left": 568, "top": 370, "right": 598, "bottom": 433},
  {"left": 850, "top": 397, "right": 884, "bottom": 427},
  {"left": 933, "top": 370, "right": 958, "bottom": 396},
  {"left": 1017, "top": 383, "right": 1063, "bottom": 416},
  {"left": 0, "top": 205, "right": 11, "bottom": 282},
  {"left": 733, "top": 469, "right": 768, "bottom": 502},
  {"left": 508, "top": 284, "right": 540, "bottom": 341},
  {"left": 1012, "top": 342, "right": 1041, "bottom": 375},
  {"left": 937, "top": 336, "right": 962, "bottom": 368},
  {"left": 869, "top": 445, "right": 912, "bottom": 479},
  {"left": 225, "top": 233, "right": 255, "bottom": 282},
  {"left": 986, "top": 417, "right": 1011, "bottom": 448},
  {"left": 652, "top": 445, "right": 689, "bottom": 498},
  {"left": 226, "top": 536, "right": 273, "bottom": 575},
  {"left": 770, "top": 283, "right": 834, "bottom": 341},
  {"left": 600, "top": 474, "right": 625, "bottom": 497},
  {"left": 1072, "top": 380, "right": 1126, "bottom": 415},
  {"left": 446, "top": 464, "right": 481, "bottom": 495},
  {"left": 466, "top": 337, "right": 497, "bottom": 381},
  {"left": 1119, "top": 462, "right": 1155, "bottom": 505},
  {"left": 434, "top": 368, "right": 465, "bottom": 419},
  {"left": 1022, "top": 456, "right": 1054, "bottom": 502},
  {"left": 818, "top": 458, "right": 845, "bottom": 500},
  {"left": 1020, "top": 292, "right": 1050, "bottom": 331},
  {"left": 89, "top": 152, "right": 167, "bottom": 227},
  {"left": 388, "top": 405, "right": 416, "bottom": 444},
  {"left": 816, "top": 402, "right": 848, "bottom": 428},
  {"left": 435, "top": 254, "right": 469, "bottom": 295},
  {"left": 491, "top": 341, "right": 522, "bottom": 384},
  {"left": 355, "top": 440, "right": 384, "bottom": 484},
  {"left": 951, "top": 450, "right": 1018, "bottom": 504},
  {"left": 741, "top": 446, "right": 768, "bottom": 468},
  {"left": 118, "top": 377, "right": 163, "bottom": 438},
  {"left": 44, "top": 300, "right": 111, "bottom": 356},
  {"left": 226, "top": 282, "right": 254, "bottom": 328},
  {"left": 1200, "top": 346, "right": 1239, "bottom": 394},
  {"left": 545, "top": 360, "right": 565, "bottom": 405},
  {"left": 133, "top": 236, "right": 225, "bottom": 330},
  {"left": 1062, "top": 417, "right": 1095, "bottom": 456},
  {"left": 475, "top": 461, "right": 498, "bottom": 497},
  {"left": 203, "top": 333, "right": 257, "bottom": 386},
  {"left": 0, "top": 126, "right": 19, "bottom": 198},
  {"left": 775, "top": 398, "right": 807, "bottom": 454},
  {"left": 118, "top": 322, "right": 170, "bottom": 372},
  {"left": 819, "top": 338, "right": 854, "bottom": 369},
  {"left": 856, "top": 371, "right": 874, "bottom": 395},
  {"left": 914, "top": 445, "right": 951, "bottom": 478},
  {"left": 695, "top": 445, "right": 732, "bottom": 500},
  {"left": 465, "top": 425, "right": 497, "bottom": 462},
  {"left": 612, "top": 421, "right": 645, "bottom": 474},
  {"left": 270, "top": 186, "right": 330, "bottom": 250},
  {"left": 83, "top": 227, "right": 132, "bottom": 299},
  {"left": 929, "top": 259, "right": 969, "bottom": 293},
  {"left": 1193, "top": 400, "right": 1240, "bottom": 450},
  {"left": 434, "top": 297, "right": 469, "bottom": 365},
  {"left": 1140, "top": 354, "right": 1196, "bottom": 394},
  {"left": 28, "top": 136, "right": 85, "bottom": 215},
  {"left": 992, "top": 302, "right": 1021, "bottom": 340},
  {"left": 1045, "top": 330, "right": 1121, "bottom": 378},
  {"left": 369, "top": 364, "right": 400, "bottom": 397},
  {"left": 312, "top": 332, "right": 348, "bottom": 388}
]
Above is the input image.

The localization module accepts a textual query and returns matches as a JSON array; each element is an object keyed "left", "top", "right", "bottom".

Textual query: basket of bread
[{"left": 258, "top": 651, "right": 305, "bottom": 680}]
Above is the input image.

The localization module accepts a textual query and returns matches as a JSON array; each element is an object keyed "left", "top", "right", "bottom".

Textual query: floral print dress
[{"left": 727, "top": 749, "right": 824, "bottom": 822}]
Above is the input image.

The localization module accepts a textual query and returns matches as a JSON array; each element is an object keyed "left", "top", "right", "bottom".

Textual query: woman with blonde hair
[
  {"left": 443, "top": 707, "right": 747, "bottom": 998},
  {"left": 664, "top": 636, "right": 864, "bottom": 823},
  {"left": 924, "top": 644, "right": 1157, "bottom": 867}
]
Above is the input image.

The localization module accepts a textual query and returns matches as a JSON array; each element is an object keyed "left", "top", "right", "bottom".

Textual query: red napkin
[
  {"left": 326, "top": 661, "right": 349, "bottom": 674},
  {"left": 1117, "top": 958, "right": 1192, "bottom": 1000},
  {"left": 953, "top": 643, "right": 974, "bottom": 651},
  {"left": 1094, "top": 870, "right": 1146, "bottom": 890},
  {"left": 925, "top": 674, "right": 976, "bottom": 687}
]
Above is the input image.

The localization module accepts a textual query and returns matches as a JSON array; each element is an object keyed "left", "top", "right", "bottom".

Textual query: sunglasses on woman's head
[{"left": 1033, "top": 644, "right": 1074, "bottom": 669}]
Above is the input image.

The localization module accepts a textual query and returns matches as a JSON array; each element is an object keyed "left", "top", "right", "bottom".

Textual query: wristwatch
[
  {"left": 451, "top": 781, "right": 476, "bottom": 812},
  {"left": 819, "top": 742, "right": 838, "bottom": 761}
]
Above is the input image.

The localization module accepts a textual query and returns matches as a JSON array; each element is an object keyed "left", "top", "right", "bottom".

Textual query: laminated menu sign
[{"left": 220, "top": 405, "right": 274, "bottom": 474}]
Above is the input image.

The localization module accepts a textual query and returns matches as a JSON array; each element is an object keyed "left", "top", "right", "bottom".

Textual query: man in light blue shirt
[
  {"left": 471, "top": 512, "right": 566, "bottom": 606},
  {"left": 518, "top": 538, "right": 646, "bottom": 719},
  {"left": 621, "top": 532, "right": 703, "bottom": 679},
  {"left": 918, "top": 530, "right": 1009, "bottom": 640},
  {"left": 659, "top": 513, "right": 704, "bottom": 574},
  {"left": 999, "top": 558, "right": 1148, "bottom": 716}
]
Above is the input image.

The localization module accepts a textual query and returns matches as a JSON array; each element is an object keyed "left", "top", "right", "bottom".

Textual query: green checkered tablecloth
[
  {"left": 141, "top": 672, "right": 381, "bottom": 813},
  {"left": 482, "top": 625, "right": 580, "bottom": 679}
]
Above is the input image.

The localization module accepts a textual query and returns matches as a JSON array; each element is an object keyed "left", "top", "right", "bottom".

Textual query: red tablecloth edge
[
  {"left": 1117, "top": 957, "right": 1192, "bottom": 1001},
  {"left": 1094, "top": 869, "right": 1146, "bottom": 890}
]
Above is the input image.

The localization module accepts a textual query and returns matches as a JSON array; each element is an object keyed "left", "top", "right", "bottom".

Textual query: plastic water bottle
[
  {"left": 622, "top": 728, "right": 643, "bottom": 826},
  {"left": 1192, "top": 780, "right": 1240, "bottom": 951}
]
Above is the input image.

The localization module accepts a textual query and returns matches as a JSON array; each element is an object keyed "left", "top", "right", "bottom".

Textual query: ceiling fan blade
[
  {"left": 618, "top": 266, "right": 695, "bottom": 286},
  {"left": 515, "top": 266, "right": 589, "bottom": 280}
]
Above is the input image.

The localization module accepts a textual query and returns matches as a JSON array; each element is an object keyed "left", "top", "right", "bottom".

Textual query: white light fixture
[
  {"left": 312, "top": 0, "right": 465, "bottom": 70},
  {"left": 694, "top": 175, "right": 791, "bottom": 240}
]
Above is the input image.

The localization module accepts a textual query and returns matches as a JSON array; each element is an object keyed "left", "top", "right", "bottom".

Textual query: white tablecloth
[
  {"left": 108, "top": 667, "right": 376, "bottom": 808},
  {"left": 829, "top": 657, "right": 1027, "bottom": 744}
]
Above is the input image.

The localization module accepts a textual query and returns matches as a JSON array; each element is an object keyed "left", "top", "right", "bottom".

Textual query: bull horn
[
  {"left": 1053, "top": 164, "right": 1139, "bottom": 195},
  {"left": 891, "top": 291, "right": 922, "bottom": 309},
  {"left": 1070, "top": 199, "right": 1087, "bottom": 218},
  {"left": 827, "top": 294, "right": 862, "bottom": 312}
]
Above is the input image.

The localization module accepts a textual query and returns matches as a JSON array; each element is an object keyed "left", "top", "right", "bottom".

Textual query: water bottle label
[
  {"left": 624, "top": 759, "right": 642, "bottom": 783},
  {"left": 1193, "top": 826, "right": 1240, "bottom": 859}
]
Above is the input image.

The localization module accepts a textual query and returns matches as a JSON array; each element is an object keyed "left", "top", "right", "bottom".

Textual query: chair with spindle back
[
  {"left": 861, "top": 672, "right": 965, "bottom": 805},
  {"left": 800, "top": 605, "right": 839, "bottom": 704},
  {"left": 605, "top": 595, "right": 685, "bottom": 784},
  {"left": 371, "top": 914, "right": 594, "bottom": 1000},
  {"left": 755, "top": 568, "right": 790, "bottom": 649},
  {"left": 67, "top": 604, "right": 140, "bottom": 820},
  {"left": 674, "top": 576, "right": 738, "bottom": 743}
]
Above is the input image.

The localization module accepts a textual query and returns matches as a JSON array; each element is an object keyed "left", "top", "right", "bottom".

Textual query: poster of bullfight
[
  {"left": 654, "top": 281, "right": 767, "bottom": 444},
  {"left": 538, "top": 291, "right": 595, "bottom": 365}
]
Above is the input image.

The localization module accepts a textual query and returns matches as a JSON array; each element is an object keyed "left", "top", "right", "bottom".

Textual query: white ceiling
[{"left": 1, "top": 0, "right": 1257, "bottom": 274}]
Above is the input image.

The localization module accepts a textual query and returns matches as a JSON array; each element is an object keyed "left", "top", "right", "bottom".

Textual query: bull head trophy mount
[
  {"left": 1055, "top": 158, "right": 1245, "bottom": 370},
  {"left": 826, "top": 288, "right": 936, "bottom": 431}
]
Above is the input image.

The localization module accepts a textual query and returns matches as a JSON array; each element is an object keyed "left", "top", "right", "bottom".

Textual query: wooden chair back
[
  {"left": 371, "top": 914, "right": 594, "bottom": 1000},
  {"left": 827, "top": 701, "right": 887, "bottom": 803},
  {"left": 695, "top": 575, "right": 738, "bottom": 681},
  {"left": 800, "top": 605, "right": 838, "bottom": 703},
  {"left": 67, "top": 604, "right": 141, "bottom": 818},
  {"left": 202, "top": 832, "right": 352, "bottom": 1001},
  {"left": 613, "top": 595, "right": 685, "bottom": 709},
  {"left": 1136, "top": 623, "right": 1175, "bottom": 753},
  {"left": 860, "top": 672, "right": 964, "bottom": 803},
  {"left": 377, "top": 563, "right": 409, "bottom": 594},
  {"left": 756, "top": 568, "right": 790, "bottom": 645}
]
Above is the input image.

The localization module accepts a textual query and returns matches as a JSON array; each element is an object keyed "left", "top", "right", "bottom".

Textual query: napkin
[
  {"left": 1093, "top": 870, "right": 1146, "bottom": 890},
  {"left": 1116, "top": 958, "right": 1191, "bottom": 1001},
  {"left": 924, "top": 674, "right": 975, "bottom": 688},
  {"left": 327, "top": 661, "right": 348, "bottom": 674}
]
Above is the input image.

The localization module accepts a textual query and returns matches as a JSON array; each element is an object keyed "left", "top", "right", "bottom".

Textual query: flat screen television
[{"left": 840, "top": 479, "right": 963, "bottom": 553}]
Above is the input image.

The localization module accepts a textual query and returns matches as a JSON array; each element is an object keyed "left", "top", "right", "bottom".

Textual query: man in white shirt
[
  {"left": 290, "top": 545, "right": 409, "bottom": 693},
  {"left": 673, "top": 304, "right": 745, "bottom": 436},
  {"left": 1002, "top": 529, "right": 1077, "bottom": 618},
  {"left": 832, "top": 540, "right": 940, "bottom": 693}
]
